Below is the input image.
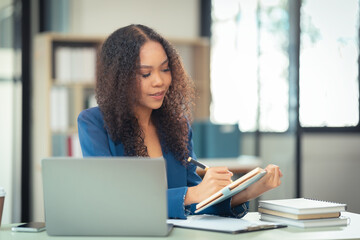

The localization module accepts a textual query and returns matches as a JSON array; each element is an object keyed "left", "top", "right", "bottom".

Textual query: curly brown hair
[{"left": 96, "top": 24, "right": 195, "bottom": 163}]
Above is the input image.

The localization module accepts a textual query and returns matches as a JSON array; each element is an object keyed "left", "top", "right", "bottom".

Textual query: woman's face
[{"left": 135, "top": 40, "right": 172, "bottom": 113}]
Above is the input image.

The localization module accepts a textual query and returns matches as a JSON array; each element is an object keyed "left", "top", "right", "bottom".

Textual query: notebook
[
  {"left": 42, "top": 157, "right": 173, "bottom": 236},
  {"left": 258, "top": 198, "right": 347, "bottom": 215},
  {"left": 260, "top": 213, "right": 349, "bottom": 228},
  {"left": 195, "top": 167, "right": 266, "bottom": 213},
  {"left": 258, "top": 207, "right": 340, "bottom": 220}
]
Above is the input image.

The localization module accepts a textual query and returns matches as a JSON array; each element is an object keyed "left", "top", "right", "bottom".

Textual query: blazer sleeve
[
  {"left": 185, "top": 125, "right": 250, "bottom": 218},
  {"left": 77, "top": 108, "right": 112, "bottom": 156}
]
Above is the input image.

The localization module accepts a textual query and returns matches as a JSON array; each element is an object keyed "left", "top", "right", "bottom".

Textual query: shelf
[
  {"left": 52, "top": 81, "right": 95, "bottom": 88},
  {"left": 51, "top": 127, "right": 78, "bottom": 135}
]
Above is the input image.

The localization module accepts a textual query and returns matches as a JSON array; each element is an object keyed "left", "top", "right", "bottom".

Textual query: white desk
[{"left": 1, "top": 212, "right": 359, "bottom": 240}]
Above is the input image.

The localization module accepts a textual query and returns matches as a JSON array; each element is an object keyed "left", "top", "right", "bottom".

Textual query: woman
[{"left": 78, "top": 24, "right": 282, "bottom": 219}]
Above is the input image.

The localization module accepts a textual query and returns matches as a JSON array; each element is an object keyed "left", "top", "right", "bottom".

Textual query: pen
[
  {"left": 187, "top": 157, "right": 233, "bottom": 182},
  {"left": 187, "top": 157, "right": 210, "bottom": 171}
]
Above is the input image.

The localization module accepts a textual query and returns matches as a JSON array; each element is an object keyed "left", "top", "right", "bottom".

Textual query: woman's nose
[{"left": 152, "top": 71, "right": 164, "bottom": 86}]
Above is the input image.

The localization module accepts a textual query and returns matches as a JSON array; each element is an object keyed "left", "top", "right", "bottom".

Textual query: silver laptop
[{"left": 42, "top": 157, "right": 173, "bottom": 236}]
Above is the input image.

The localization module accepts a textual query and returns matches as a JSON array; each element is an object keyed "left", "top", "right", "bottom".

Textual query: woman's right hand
[{"left": 184, "top": 167, "right": 233, "bottom": 205}]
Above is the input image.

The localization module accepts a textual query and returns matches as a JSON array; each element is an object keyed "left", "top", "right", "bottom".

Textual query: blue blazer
[{"left": 77, "top": 107, "right": 249, "bottom": 219}]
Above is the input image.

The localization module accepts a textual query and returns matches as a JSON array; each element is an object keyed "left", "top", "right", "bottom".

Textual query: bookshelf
[{"left": 31, "top": 33, "right": 211, "bottom": 220}]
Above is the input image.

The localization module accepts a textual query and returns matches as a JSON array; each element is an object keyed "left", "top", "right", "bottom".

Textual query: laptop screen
[{"left": 42, "top": 157, "right": 171, "bottom": 236}]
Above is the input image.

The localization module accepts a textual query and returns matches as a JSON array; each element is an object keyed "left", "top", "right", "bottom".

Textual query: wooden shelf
[{"left": 52, "top": 81, "right": 96, "bottom": 88}]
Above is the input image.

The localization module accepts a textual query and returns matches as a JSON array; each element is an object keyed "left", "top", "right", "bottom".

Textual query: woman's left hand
[{"left": 230, "top": 164, "right": 283, "bottom": 207}]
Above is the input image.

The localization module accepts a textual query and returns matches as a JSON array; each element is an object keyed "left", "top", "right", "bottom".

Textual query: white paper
[{"left": 167, "top": 215, "right": 281, "bottom": 233}]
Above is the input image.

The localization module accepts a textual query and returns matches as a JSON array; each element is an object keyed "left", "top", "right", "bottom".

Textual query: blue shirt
[{"left": 77, "top": 107, "right": 249, "bottom": 219}]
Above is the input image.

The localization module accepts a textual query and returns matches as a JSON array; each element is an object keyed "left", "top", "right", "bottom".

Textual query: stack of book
[{"left": 258, "top": 198, "right": 348, "bottom": 228}]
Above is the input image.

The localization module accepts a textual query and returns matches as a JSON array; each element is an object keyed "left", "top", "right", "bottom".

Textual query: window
[
  {"left": 211, "top": 0, "right": 289, "bottom": 132},
  {"left": 299, "top": 0, "right": 359, "bottom": 127},
  {"left": 211, "top": 0, "right": 360, "bottom": 131}
]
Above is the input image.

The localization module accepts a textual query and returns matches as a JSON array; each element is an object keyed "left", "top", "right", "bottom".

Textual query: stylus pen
[
  {"left": 187, "top": 157, "right": 233, "bottom": 182},
  {"left": 187, "top": 157, "right": 210, "bottom": 171}
]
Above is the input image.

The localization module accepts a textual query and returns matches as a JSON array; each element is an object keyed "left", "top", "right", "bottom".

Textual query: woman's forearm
[
  {"left": 184, "top": 186, "right": 198, "bottom": 205},
  {"left": 230, "top": 188, "right": 250, "bottom": 207}
]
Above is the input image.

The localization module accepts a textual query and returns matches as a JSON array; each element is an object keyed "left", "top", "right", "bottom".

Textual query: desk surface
[{"left": 1, "top": 212, "right": 359, "bottom": 240}]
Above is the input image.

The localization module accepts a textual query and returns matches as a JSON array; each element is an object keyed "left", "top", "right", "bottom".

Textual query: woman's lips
[{"left": 149, "top": 91, "right": 165, "bottom": 100}]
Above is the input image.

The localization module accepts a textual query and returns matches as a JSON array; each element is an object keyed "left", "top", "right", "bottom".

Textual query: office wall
[
  {"left": 0, "top": 82, "right": 22, "bottom": 224},
  {"left": 242, "top": 134, "right": 297, "bottom": 201},
  {"left": 0, "top": 82, "right": 14, "bottom": 224},
  {"left": 0, "top": 0, "right": 23, "bottom": 224},
  {"left": 259, "top": 134, "right": 297, "bottom": 200},
  {"left": 69, "top": 0, "right": 200, "bottom": 38},
  {"left": 302, "top": 134, "right": 360, "bottom": 213},
  {"left": 243, "top": 133, "right": 360, "bottom": 213}
]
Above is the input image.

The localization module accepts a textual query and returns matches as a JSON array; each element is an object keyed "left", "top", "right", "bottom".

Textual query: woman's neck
[{"left": 134, "top": 108, "right": 153, "bottom": 130}]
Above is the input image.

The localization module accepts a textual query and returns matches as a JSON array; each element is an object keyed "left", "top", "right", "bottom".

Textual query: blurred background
[{"left": 0, "top": 0, "right": 359, "bottom": 224}]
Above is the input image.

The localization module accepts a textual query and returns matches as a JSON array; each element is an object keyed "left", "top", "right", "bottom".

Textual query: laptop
[{"left": 42, "top": 157, "right": 173, "bottom": 236}]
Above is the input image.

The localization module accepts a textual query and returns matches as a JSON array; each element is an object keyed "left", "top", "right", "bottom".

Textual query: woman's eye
[
  {"left": 162, "top": 68, "right": 170, "bottom": 72},
  {"left": 142, "top": 73, "right": 151, "bottom": 78}
]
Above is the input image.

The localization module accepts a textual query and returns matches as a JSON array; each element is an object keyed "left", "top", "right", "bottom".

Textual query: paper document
[{"left": 167, "top": 215, "right": 287, "bottom": 234}]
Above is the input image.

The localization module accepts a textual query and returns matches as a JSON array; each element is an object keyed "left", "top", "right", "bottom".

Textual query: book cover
[
  {"left": 260, "top": 213, "right": 348, "bottom": 228},
  {"left": 50, "top": 87, "right": 60, "bottom": 131},
  {"left": 55, "top": 47, "right": 72, "bottom": 82},
  {"left": 58, "top": 87, "right": 69, "bottom": 131},
  {"left": 258, "top": 207, "right": 340, "bottom": 220},
  {"left": 52, "top": 134, "right": 67, "bottom": 156},
  {"left": 71, "top": 134, "right": 83, "bottom": 157},
  {"left": 258, "top": 198, "right": 347, "bottom": 215},
  {"left": 195, "top": 167, "right": 266, "bottom": 213}
]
